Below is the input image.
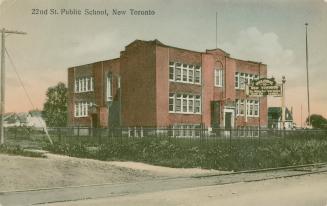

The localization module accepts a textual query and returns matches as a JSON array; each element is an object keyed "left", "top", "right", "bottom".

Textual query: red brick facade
[{"left": 67, "top": 40, "right": 268, "bottom": 128}]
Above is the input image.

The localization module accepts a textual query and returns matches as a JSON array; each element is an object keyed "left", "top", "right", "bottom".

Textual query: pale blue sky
[{"left": 0, "top": 0, "right": 326, "bottom": 125}]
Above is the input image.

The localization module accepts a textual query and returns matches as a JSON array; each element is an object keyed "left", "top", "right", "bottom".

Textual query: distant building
[
  {"left": 67, "top": 39, "right": 268, "bottom": 129},
  {"left": 268, "top": 107, "right": 294, "bottom": 129},
  {"left": 3, "top": 111, "right": 46, "bottom": 128}
]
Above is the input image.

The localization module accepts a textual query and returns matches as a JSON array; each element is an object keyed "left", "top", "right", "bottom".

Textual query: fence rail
[{"left": 4, "top": 126, "right": 327, "bottom": 147}]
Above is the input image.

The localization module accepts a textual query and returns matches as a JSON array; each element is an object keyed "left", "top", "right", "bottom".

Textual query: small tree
[
  {"left": 42, "top": 82, "right": 68, "bottom": 127},
  {"left": 306, "top": 114, "right": 327, "bottom": 129}
]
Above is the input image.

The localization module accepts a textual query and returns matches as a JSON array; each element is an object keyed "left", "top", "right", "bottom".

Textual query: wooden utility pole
[
  {"left": 305, "top": 23, "right": 311, "bottom": 127},
  {"left": 0, "top": 28, "right": 26, "bottom": 145},
  {"left": 281, "top": 76, "right": 286, "bottom": 129}
]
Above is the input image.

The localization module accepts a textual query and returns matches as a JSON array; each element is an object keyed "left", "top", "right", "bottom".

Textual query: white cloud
[{"left": 221, "top": 27, "right": 295, "bottom": 71}]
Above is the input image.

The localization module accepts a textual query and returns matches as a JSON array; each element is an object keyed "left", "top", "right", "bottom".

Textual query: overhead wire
[
  {"left": 4, "top": 47, "right": 53, "bottom": 144},
  {"left": 5, "top": 47, "right": 36, "bottom": 110}
]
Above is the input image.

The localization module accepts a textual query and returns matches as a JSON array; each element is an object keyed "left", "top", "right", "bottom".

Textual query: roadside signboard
[{"left": 246, "top": 78, "right": 282, "bottom": 97}]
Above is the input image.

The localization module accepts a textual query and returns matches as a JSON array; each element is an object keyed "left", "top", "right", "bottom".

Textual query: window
[
  {"left": 74, "top": 77, "right": 94, "bottom": 93},
  {"left": 175, "top": 63, "right": 182, "bottom": 81},
  {"left": 236, "top": 99, "right": 260, "bottom": 117},
  {"left": 248, "top": 74, "right": 254, "bottom": 85},
  {"left": 169, "top": 94, "right": 174, "bottom": 112},
  {"left": 235, "top": 72, "right": 239, "bottom": 89},
  {"left": 175, "top": 94, "right": 182, "bottom": 112},
  {"left": 236, "top": 99, "right": 239, "bottom": 115},
  {"left": 188, "top": 65, "right": 194, "bottom": 83},
  {"left": 215, "top": 69, "right": 224, "bottom": 87},
  {"left": 74, "top": 102, "right": 93, "bottom": 117},
  {"left": 169, "top": 93, "right": 201, "bottom": 114},
  {"left": 107, "top": 76, "right": 112, "bottom": 102},
  {"left": 249, "top": 100, "right": 254, "bottom": 116},
  {"left": 194, "top": 66, "right": 201, "bottom": 84},
  {"left": 169, "top": 62, "right": 175, "bottom": 81},
  {"left": 238, "top": 99, "right": 260, "bottom": 117},
  {"left": 172, "top": 124, "right": 200, "bottom": 137},
  {"left": 188, "top": 95, "right": 194, "bottom": 113},
  {"left": 182, "top": 94, "right": 188, "bottom": 112},
  {"left": 236, "top": 99, "right": 245, "bottom": 116},
  {"left": 117, "top": 76, "right": 121, "bottom": 89},
  {"left": 169, "top": 62, "right": 201, "bottom": 84},
  {"left": 240, "top": 100, "right": 245, "bottom": 115},
  {"left": 182, "top": 64, "right": 188, "bottom": 82},
  {"left": 254, "top": 100, "right": 259, "bottom": 116},
  {"left": 239, "top": 73, "right": 246, "bottom": 89},
  {"left": 235, "top": 72, "right": 259, "bottom": 89},
  {"left": 195, "top": 96, "right": 201, "bottom": 113}
]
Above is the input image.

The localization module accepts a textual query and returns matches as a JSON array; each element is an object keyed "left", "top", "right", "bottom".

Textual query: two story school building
[{"left": 67, "top": 39, "right": 267, "bottom": 130}]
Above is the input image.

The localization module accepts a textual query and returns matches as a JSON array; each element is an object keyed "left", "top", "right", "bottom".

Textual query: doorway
[
  {"left": 91, "top": 113, "right": 98, "bottom": 128},
  {"left": 223, "top": 108, "right": 235, "bottom": 129}
]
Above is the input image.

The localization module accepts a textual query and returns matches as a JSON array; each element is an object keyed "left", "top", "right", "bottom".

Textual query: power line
[
  {"left": 5, "top": 47, "right": 53, "bottom": 144},
  {"left": 5, "top": 48, "right": 36, "bottom": 110}
]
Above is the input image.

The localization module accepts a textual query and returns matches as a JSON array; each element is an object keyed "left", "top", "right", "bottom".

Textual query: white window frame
[
  {"left": 239, "top": 73, "right": 246, "bottom": 90},
  {"left": 235, "top": 72, "right": 239, "bottom": 89},
  {"left": 107, "top": 75, "right": 113, "bottom": 102},
  {"left": 188, "top": 65, "right": 194, "bottom": 83},
  {"left": 182, "top": 64, "right": 188, "bottom": 82},
  {"left": 194, "top": 66, "right": 201, "bottom": 84},
  {"left": 169, "top": 62, "right": 175, "bottom": 81},
  {"left": 74, "top": 76, "right": 94, "bottom": 93},
  {"left": 169, "top": 61, "right": 201, "bottom": 85},
  {"left": 168, "top": 93, "right": 201, "bottom": 114},
  {"left": 74, "top": 101, "right": 93, "bottom": 117},
  {"left": 172, "top": 124, "right": 200, "bottom": 138},
  {"left": 169, "top": 93, "right": 175, "bottom": 112},
  {"left": 194, "top": 95, "right": 201, "bottom": 114},
  {"left": 214, "top": 69, "right": 224, "bottom": 87}
]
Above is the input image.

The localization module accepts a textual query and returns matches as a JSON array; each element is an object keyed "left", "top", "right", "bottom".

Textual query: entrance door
[
  {"left": 225, "top": 112, "right": 232, "bottom": 129},
  {"left": 224, "top": 109, "right": 235, "bottom": 129},
  {"left": 91, "top": 114, "right": 98, "bottom": 128}
]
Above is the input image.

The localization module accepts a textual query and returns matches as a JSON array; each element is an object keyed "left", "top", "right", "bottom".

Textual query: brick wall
[{"left": 121, "top": 41, "right": 157, "bottom": 127}]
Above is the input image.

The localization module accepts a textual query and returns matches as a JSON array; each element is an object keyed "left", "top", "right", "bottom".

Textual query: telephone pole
[
  {"left": 281, "top": 76, "right": 286, "bottom": 130},
  {"left": 305, "top": 23, "right": 311, "bottom": 127},
  {"left": 0, "top": 28, "right": 26, "bottom": 145}
]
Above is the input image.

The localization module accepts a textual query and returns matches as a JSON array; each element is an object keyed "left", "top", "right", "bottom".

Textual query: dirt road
[
  {"left": 39, "top": 173, "right": 327, "bottom": 206},
  {"left": 0, "top": 153, "right": 222, "bottom": 192},
  {"left": 1, "top": 153, "right": 326, "bottom": 206}
]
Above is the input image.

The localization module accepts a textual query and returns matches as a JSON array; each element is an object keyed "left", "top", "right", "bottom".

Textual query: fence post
[{"left": 58, "top": 127, "right": 61, "bottom": 143}]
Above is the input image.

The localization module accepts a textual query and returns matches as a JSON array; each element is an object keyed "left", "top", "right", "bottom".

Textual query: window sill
[
  {"left": 169, "top": 80, "right": 201, "bottom": 86},
  {"left": 74, "top": 91, "right": 94, "bottom": 94},
  {"left": 169, "top": 111, "right": 202, "bottom": 115}
]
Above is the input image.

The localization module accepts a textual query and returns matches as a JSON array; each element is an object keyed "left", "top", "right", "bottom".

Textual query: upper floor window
[
  {"left": 75, "top": 77, "right": 94, "bottom": 93},
  {"left": 169, "top": 62, "right": 201, "bottom": 84},
  {"left": 214, "top": 69, "right": 224, "bottom": 87},
  {"left": 235, "top": 72, "right": 259, "bottom": 90},
  {"left": 106, "top": 76, "right": 112, "bottom": 102}
]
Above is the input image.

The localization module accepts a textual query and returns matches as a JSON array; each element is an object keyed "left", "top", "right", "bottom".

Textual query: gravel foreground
[{"left": 0, "top": 153, "right": 222, "bottom": 192}]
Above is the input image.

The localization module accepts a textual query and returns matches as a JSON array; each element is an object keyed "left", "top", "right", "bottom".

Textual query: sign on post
[{"left": 246, "top": 78, "right": 282, "bottom": 97}]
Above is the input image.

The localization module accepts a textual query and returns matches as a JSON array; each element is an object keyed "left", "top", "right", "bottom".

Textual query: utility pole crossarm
[{"left": 2, "top": 28, "right": 27, "bottom": 35}]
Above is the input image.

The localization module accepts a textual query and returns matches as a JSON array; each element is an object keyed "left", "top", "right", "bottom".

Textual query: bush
[
  {"left": 0, "top": 145, "right": 44, "bottom": 158},
  {"left": 44, "top": 136, "right": 327, "bottom": 171}
]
